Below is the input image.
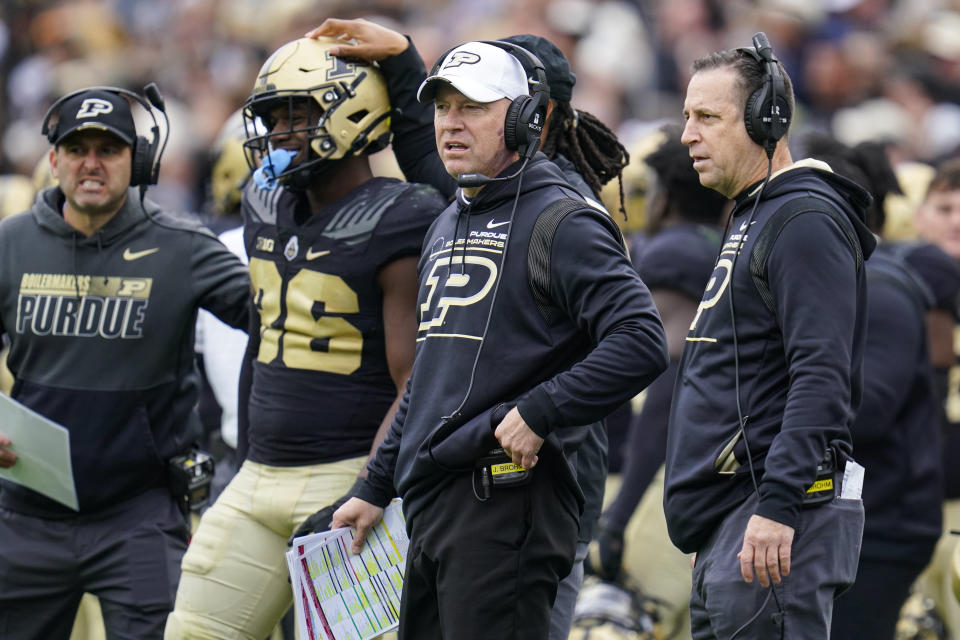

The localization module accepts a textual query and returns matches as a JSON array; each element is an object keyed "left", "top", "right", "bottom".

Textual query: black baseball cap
[
  {"left": 503, "top": 34, "right": 576, "bottom": 103},
  {"left": 48, "top": 89, "right": 136, "bottom": 146}
]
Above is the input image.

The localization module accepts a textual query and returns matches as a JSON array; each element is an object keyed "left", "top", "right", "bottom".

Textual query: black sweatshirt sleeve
[
  {"left": 379, "top": 40, "right": 456, "bottom": 199},
  {"left": 192, "top": 232, "right": 250, "bottom": 331},
  {"left": 756, "top": 211, "right": 860, "bottom": 528},
  {"left": 516, "top": 211, "right": 668, "bottom": 434}
]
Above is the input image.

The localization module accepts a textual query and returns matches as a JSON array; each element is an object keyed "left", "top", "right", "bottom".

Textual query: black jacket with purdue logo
[
  {"left": 0, "top": 187, "right": 250, "bottom": 517},
  {"left": 357, "top": 155, "right": 668, "bottom": 524},
  {"left": 664, "top": 162, "right": 877, "bottom": 554},
  {"left": 377, "top": 43, "right": 619, "bottom": 544}
]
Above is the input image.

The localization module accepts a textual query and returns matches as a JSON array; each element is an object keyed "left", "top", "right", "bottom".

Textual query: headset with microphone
[
  {"left": 726, "top": 32, "right": 793, "bottom": 497},
  {"left": 422, "top": 41, "right": 551, "bottom": 445},
  {"left": 41, "top": 83, "right": 170, "bottom": 188},
  {"left": 435, "top": 40, "right": 550, "bottom": 189}
]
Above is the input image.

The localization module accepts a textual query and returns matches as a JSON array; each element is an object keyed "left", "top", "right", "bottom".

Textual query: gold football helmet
[
  {"left": 242, "top": 37, "right": 392, "bottom": 189},
  {"left": 209, "top": 110, "right": 261, "bottom": 215},
  {"left": 0, "top": 174, "right": 35, "bottom": 219}
]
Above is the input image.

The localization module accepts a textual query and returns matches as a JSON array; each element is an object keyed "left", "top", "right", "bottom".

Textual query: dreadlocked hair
[{"left": 540, "top": 100, "right": 630, "bottom": 219}]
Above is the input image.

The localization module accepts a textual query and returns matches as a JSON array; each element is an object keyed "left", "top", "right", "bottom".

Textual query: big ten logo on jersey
[
  {"left": 249, "top": 258, "right": 362, "bottom": 374},
  {"left": 417, "top": 238, "right": 500, "bottom": 339},
  {"left": 687, "top": 229, "right": 748, "bottom": 339},
  {"left": 255, "top": 236, "right": 275, "bottom": 253},
  {"left": 16, "top": 273, "right": 152, "bottom": 339}
]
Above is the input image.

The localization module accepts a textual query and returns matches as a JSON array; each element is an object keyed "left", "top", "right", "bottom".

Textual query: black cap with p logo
[{"left": 46, "top": 89, "right": 136, "bottom": 146}]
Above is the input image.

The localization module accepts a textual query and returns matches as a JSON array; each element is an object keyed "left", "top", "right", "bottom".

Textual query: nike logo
[
  {"left": 486, "top": 219, "right": 510, "bottom": 229},
  {"left": 122, "top": 247, "right": 159, "bottom": 261},
  {"left": 305, "top": 248, "right": 331, "bottom": 260},
  {"left": 738, "top": 221, "right": 756, "bottom": 232}
]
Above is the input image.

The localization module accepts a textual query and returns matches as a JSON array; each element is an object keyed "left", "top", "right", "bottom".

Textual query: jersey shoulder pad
[
  {"left": 375, "top": 180, "right": 447, "bottom": 232},
  {"left": 322, "top": 178, "right": 442, "bottom": 246},
  {"left": 241, "top": 181, "right": 295, "bottom": 226}
]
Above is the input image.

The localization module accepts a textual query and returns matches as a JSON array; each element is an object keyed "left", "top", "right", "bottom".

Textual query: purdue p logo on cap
[
  {"left": 443, "top": 51, "right": 481, "bottom": 69},
  {"left": 44, "top": 89, "right": 136, "bottom": 146},
  {"left": 76, "top": 98, "right": 115, "bottom": 119}
]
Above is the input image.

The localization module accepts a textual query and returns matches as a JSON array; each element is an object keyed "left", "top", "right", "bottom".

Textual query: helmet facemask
[{"left": 241, "top": 38, "right": 393, "bottom": 191}]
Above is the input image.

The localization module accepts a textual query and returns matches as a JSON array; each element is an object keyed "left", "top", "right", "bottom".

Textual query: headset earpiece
[
  {"left": 480, "top": 41, "right": 550, "bottom": 162},
  {"left": 130, "top": 135, "right": 155, "bottom": 187},
  {"left": 503, "top": 96, "right": 526, "bottom": 152},
  {"left": 740, "top": 32, "right": 791, "bottom": 158},
  {"left": 503, "top": 92, "right": 549, "bottom": 161},
  {"left": 742, "top": 88, "right": 764, "bottom": 147}
]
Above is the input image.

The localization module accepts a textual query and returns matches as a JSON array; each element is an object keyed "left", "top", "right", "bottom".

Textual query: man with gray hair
[
  {"left": 665, "top": 34, "right": 873, "bottom": 639},
  {"left": 333, "top": 40, "right": 668, "bottom": 639}
]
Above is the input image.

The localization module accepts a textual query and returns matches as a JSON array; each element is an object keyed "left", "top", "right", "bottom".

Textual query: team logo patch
[
  {"left": 325, "top": 50, "right": 357, "bottom": 81},
  {"left": 76, "top": 98, "right": 114, "bottom": 119},
  {"left": 442, "top": 51, "right": 481, "bottom": 69},
  {"left": 305, "top": 247, "right": 330, "bottom": 260},
  {"left": 284, "top": 235, "right": 299, "bottom": 261},
  {"left": 17, "top": 273, "right": 152, "bottom": 339},
  {"left": 122, "top": 247, "right": 159, "bottom": 261},
  {"left": 418, "top": 255, "right": 498, "bottom": 333}
]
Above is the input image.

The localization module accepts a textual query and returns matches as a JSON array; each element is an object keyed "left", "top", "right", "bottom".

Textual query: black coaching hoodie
[
  {"left": 0, "top": 187, "right": 249, "bottom": 517},
  {"left": 357, "top": 154, "right": 668, "bottom": 523},
  {"left": 664, "top": 161, "right": 877, "bottom": 553}
]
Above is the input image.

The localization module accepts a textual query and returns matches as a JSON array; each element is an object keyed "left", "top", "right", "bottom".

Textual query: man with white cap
[{"left": 332, "top": 41, "right": 668, "bottom": 638}]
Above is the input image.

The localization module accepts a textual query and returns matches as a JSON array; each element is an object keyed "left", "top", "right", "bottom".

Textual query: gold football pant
[
  {"left": 913, "top": 498, "right": 960, "bottom": 635},
  {"left": 621, "top": 466, "right": 694, "bottom": 640},
  {"left": 165, "top": 456, "right": 366, "bottom": 640}
]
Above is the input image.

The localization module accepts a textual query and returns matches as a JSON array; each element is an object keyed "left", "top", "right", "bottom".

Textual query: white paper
[
  {"left": 841, "top": 460, "right": 865, "bottom": 501},
  {"left": 0, "top": 393, "right": 78, "bottom": 510},
  {"left": 287, "top": 499, "right": 407, "bottom": 640}
]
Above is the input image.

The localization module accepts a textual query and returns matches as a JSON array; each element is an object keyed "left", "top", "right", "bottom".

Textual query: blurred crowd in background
[
  {"left": 0, "top": 0, "right": 959, "bottom": 230},
  {"left": 2, "top": 2, "right": 960, "bottom": 638}
]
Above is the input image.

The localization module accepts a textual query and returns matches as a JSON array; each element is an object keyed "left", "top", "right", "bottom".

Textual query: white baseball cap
[{"left": 417, "top": 41, "right": 529, "bottom": 104}]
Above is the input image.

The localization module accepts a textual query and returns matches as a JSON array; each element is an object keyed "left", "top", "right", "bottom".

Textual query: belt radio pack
[
  {"left": 474, "top": 447, "right": 533, "bottom": 501},
  {"left": 802, "top": 448, "right": 836, "bottom": 507},
  {"left": 168, "top": 448, "right": 215, "bottom": 515}
]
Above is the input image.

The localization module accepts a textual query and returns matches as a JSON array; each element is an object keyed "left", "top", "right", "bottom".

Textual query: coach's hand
[
  {"left": 493, "top": 407, "right": 543, "bottom": 470},
  {"left": 289, "top": 477, "right": 366, "bottom": 545},
  {"left": 306, "top": 18, "right": 409, "bottom": 61},
  {"left": 739, "top": 514, "right": 794, "bottom": 587},
  {"left": 0, "top": 432, "right": 16, "bottom": 468},
  {"left": 333, "top": 497, "right": 384, "bottom": 554}
]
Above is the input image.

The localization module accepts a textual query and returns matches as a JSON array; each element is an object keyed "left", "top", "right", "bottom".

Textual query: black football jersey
[{"left": 241, "top": 177, "right": 445, "bottom": 465}]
